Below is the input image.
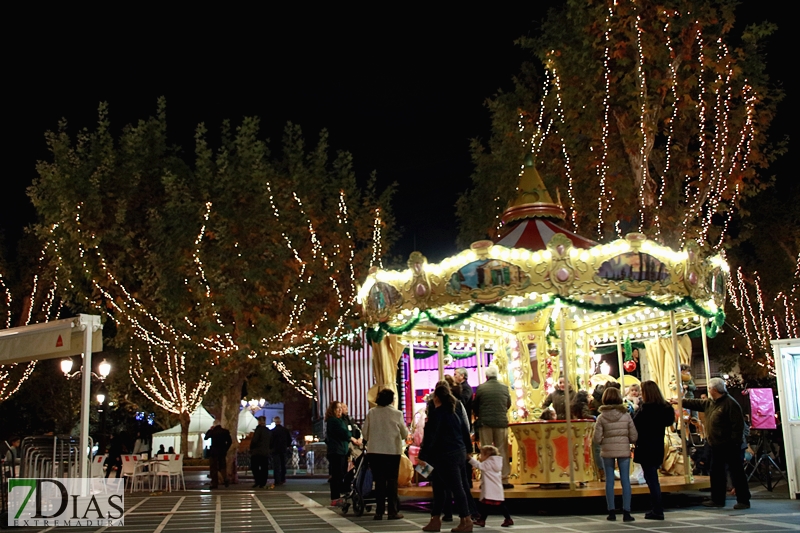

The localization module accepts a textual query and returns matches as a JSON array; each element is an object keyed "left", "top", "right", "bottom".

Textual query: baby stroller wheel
[
  {"left": 341, "top": 503, "right": 350, "bottom": 515},
  {"left": 353, "top": 492, "right": 365, "bottom": 517}
]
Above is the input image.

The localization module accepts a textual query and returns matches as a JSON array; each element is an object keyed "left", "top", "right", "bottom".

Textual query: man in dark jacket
[
  {"left": 681, "top": 378, "right": 750, "bottom": 509},
  {"left": 454, "top": 367, "right": 473, "bottom": 421},
  {"left": 205, "top": 420, "right": 232, "bottom": 489},
  {"left": 250, "top": 416, "right": 272, "bottom": 488},
  {"left": 542, "top": 377, "right": 569, "bottom": 420},
  {"left": 473, "top": 365, "right": 512, "bottom": 486},
  {"left": 270, "top": 416, "right": 292, "bottom": 485}
]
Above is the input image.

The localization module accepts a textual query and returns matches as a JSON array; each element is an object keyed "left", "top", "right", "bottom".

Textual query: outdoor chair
[
  {"left": 154, "top": 454, "right": 185, "bottom": 491},
  {"left": 90, "top": 454, "right": 107, "bottom": 478},
  {"left": 120, "top": 454, "right": 139, "bottom": 489}
]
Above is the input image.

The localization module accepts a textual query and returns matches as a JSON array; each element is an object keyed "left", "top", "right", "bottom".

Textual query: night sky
[{"left": 4, "top": 3, "right": 791, "bottom": 266}]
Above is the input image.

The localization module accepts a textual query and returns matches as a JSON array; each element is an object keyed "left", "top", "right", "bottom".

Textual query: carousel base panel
[{"left": 399, "top": 475, "right": 710, "bottom": 499}]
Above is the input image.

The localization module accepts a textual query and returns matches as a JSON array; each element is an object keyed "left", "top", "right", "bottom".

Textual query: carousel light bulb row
[
  {"left": 371, "top": 208, "right": 383, "bottom": 269},
  {"left": 0, "top": 271, "right": 12, "bottom": 329}
]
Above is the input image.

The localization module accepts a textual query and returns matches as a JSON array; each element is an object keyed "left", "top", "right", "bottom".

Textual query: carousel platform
[{"left": 399, "top": 475, "right": 710, "bottom": 499}]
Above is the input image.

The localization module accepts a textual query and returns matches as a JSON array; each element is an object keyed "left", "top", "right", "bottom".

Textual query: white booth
[{"left": 771, "top": 338, "right": 800, "bottom": 499}]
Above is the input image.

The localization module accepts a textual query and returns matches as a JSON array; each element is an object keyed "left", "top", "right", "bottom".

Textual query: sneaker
[
  {"left": 623, "top": 511, "right": 635, "bottom": 522},
  {"left": 733, "top": 502, "right": 750, "bottom": 510},
  {"left": 388, "top": 514, "right": 404, "bottom": 520},
  {"left": 607, "top": 512, "right": 616, "bottom": 521},
  {"left": 473, "top": 519, "right": 485, "bottom": 527},
  {"left": 702, "top": 501, "right": 724, "bottom": 508},
  {"left": 373, "top": 515, "right": 382, "bottom": 521},
  {"left": 330, "top": 499, "right": 343, "bottom": 507},
  {"left": 501, "top": 518, "right": 514, "bottom": 527},
  {"left": 644, "top": 512, "right": 664, "bottom": 520}
]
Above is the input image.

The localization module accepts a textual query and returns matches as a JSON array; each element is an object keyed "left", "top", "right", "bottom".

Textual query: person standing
[
  {"left": 205, "top": 420, "right": 232, "bottom": 489},
  {"left": 271, "top": 416, "right": 292, "bottom": 486},
  {"left": 680, "top": 377, "right": 751, "bottom": 509},
  {"left": 542, "top": 377, "right": 568, "bottom": 420},
  {"left": 469, "top": 445, "right": 513, "bottom": 528},
  {"left": 341, "top": 403, "right": 361, "bottom": 440},
  {"left": 633, "top": 381, "right": 675, "bottom": 520},
  {"left": 454, "top": 368, "right": 474, "bottom": 420},
  {"left": 250, "top": 415, "right": 272, "bottom": 488},
  {"left": 594, "top": 387, "right": 638, "bottom": 522},
  {"left": 362, "top": 388, "right": 409, "bottom": 521},
  {"left": 325, "top": 401, "right": 361, "bottom": 506},
  {"left": 473, "top": 365, "right": 512, "bottom": 487},
  {"left": 419, "top": 384, "right": 473, "bottom": 533}
]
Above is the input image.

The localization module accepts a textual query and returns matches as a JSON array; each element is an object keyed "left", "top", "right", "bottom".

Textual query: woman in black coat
[
  {"left": 419, "top": 384, "right": 473, "bottom": 532},
  {"left": 633, "top": 380, "right": 675, "bottom": 520}
]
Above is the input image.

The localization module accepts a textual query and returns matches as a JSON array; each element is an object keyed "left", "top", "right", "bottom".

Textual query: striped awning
[{"left": 495, "top": 219, "right": 596, "bottom": 251}]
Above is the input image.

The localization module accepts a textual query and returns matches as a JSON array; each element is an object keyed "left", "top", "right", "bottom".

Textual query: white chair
[
  {"left": 167, "top": 453, "right": 186, "bottom": 490},
  {"left": 152, "top": 455, "right": 173, "bottom": 491},
  {"left": 131, "top": 458, "right": 152, "bottom": 493},
  {"left": 90, "top": 454, "right": 107, "bottom": 478},
  {"left": 120, "top": 454, "right": 139, "bottom": 491}
]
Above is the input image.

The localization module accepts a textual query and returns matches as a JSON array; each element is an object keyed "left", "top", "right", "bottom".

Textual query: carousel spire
[{"left": 501, "top": 154, "right": 567, "bottom": 224}]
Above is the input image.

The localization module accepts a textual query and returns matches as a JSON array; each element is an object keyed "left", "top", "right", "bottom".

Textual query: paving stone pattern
[{"left": 11, "top": 489, "right": 799, "bottom": 533}]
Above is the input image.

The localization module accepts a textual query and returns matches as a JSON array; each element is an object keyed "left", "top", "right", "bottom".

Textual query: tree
[
  {"left": 30, "top": 100, "right": 394, "bottom": 473},
  {"left": 0, "top": 241, "right": 62, "bottom": 403},
  {"left": 457, "top": 0, "right": 780, "bottom": 250}
]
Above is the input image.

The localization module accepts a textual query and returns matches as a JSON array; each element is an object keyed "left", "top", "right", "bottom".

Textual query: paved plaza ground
[{"left": 6, "top": 473, "right": 797, "bottom": 532}]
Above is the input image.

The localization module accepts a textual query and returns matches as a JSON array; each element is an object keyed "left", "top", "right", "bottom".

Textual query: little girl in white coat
[{"left": 468, "top": 446, "right": 513, "bottom": 527}]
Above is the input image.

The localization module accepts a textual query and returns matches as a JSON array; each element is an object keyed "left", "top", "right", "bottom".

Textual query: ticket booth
[{"left": 771, "top": 338, "right": 800, "bottom": 499}]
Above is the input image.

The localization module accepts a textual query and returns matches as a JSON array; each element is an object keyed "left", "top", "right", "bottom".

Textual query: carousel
[{"left": 360, "top": 157, "right": 729, "bottom": 497}]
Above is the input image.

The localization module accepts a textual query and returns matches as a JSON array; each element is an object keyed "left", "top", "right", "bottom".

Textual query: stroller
[{"left": 340, "top": 449, "right": 376, "bottom": 516}]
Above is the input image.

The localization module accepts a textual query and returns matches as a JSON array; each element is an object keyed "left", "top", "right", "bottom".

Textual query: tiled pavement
[{"left": 9, "top": 480, "right": 798, "bottom": 532}]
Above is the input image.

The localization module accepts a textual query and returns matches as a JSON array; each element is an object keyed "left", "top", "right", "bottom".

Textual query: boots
[
  {"left": 451, "top": 516, "right": 473, "bottom": 533},
  {"left": 422, "top": 516, "right": 442, "bottom": 532}
]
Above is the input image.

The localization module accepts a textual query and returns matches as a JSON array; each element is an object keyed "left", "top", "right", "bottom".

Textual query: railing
[{"left": 20, "top": 435, "right": 93, "bottom": 479}]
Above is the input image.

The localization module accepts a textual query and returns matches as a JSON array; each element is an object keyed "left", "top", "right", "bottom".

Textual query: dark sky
[{"left": 3, "top": 3, "right": 791, "bottom": 265}]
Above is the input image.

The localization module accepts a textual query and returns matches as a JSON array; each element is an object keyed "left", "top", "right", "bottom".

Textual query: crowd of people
[{"left": 320, "top": 365, "right": 753, "bottom": 532}]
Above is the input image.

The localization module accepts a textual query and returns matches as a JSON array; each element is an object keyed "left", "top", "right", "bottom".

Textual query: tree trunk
[
  {"left": 220, "top": 370, "right": 246, "bottom": 484},
  {"left": 179, "top": 410, "right": 190, "bottom": 458}
]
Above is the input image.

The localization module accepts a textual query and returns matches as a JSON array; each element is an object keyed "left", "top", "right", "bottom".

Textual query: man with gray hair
[
  {"left": 473, "top": 365, "right": 512, "bottom": 487},
  {"left": 453, "top": 367, "right": 473, "bottom": 420},
  {"left": 680, "top": 377, "right": 750, "bottom": 509}
]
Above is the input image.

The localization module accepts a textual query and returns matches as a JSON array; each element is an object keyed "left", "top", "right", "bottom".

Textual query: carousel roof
[
  {"left": 495, "top": 218, "right": 595, "bottom": 251},
  {"left": 495, "top": 155, "right": 595, "bottom": 251}
]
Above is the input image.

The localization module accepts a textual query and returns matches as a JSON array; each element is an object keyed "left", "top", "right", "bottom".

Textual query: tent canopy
[
  {"left": 153, "top": 407, "right": 215, "bottom": 437},
  {"left": 0, "top": 314, "right": 103, "bottom": 364}
]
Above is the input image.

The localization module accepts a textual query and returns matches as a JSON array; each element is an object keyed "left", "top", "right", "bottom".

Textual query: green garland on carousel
[{"left": 366, "top": 295, "right": 725, "bottom": 345}]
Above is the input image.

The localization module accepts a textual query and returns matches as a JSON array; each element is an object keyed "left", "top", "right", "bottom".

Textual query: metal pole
[
  {"left": 670, "top": 311, "right": 692, "bottom": 484},
  {"left": 79, "top": 320, "right": 93, "bottom": 478},
  {"left": 437, "top": 327, "right": 445, "bottom": 382},
  {"left": 560, "top": 310, "right": 576, "bottom": 491},
  {"left": 701, "top": 320, "right": 712, "bottom": 387},
  {"left": 476, "top": 327, "right": 484, "bottom": 383},
  {"left": 408, "top": 341, "right": 416, "bottom": 416},
  {"left": 615, "top": 322, "right": 625, "bottom": 386}
]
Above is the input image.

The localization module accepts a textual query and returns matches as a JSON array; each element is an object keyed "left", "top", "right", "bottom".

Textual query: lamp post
[
  {"left": 60, "top": 357, "right": 112, "bottom": 462},
  {"left": 96, "top": 391, "right": 107, "bottom": 454}
]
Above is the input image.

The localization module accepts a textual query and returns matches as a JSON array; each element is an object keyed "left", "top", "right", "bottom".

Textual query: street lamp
[
  {"left": 61, "top": 357, "right": 112, "bottom": 381},
  {"left": 96, "top": 393, "right": 106, "bottom": 405}
]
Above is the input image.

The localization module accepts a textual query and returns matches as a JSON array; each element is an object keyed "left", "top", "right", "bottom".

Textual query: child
[
  {"left": 468, "top": 445, "right": 513, "bottom": 528},
  {"left": 594, "top": 387, "right": 638, "bottom": 522},
  {"left": 625, "top": 383, "right": 642, "bottom": 413}
]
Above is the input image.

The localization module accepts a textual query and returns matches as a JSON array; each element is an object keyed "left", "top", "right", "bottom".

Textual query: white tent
[
  {"left": 237, "top": 409, "right": 258, "bottom": 438},
  {"left": 152, "top": 407, "right": 215, "bottom": 458}
]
